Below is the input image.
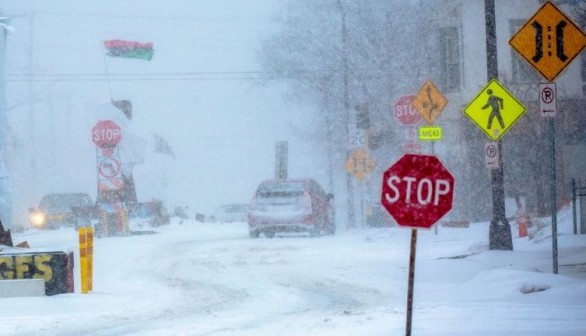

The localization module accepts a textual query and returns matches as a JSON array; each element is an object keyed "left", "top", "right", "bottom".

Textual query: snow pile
[{"left": 0, "top": 205, "right": 584, "bottom": 335}]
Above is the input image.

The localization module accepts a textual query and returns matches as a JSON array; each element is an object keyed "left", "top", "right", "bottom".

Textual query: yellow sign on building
[
  {"left": 463, "top": 79, "right": 526, "bottom": 141},
  {"left": 345, "top": 149, "right": 375, "bottom": 181},
  {"left": 412, "top": 80, "right": 448, "bottom": 125},
  {"left": 509, "top": 1, "right": 586, "bottom": 82}
]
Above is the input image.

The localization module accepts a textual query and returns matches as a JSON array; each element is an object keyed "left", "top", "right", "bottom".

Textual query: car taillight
[
  {"left": 303, "top": 192, "right": 312, "bottom": 211},
  {"left": 250, "top": 196, "right": 257, "bottom": 210}
]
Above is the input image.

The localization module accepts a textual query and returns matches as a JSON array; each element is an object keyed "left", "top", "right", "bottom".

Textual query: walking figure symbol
[{"left": 482, "top": 89, "right": 505, "bottom": 129}]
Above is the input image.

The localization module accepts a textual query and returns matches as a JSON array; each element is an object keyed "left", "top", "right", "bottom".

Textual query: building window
[
  {"left": 439, "top": 26, "right": 462, "bottom": 92},
  {"left": 510, "top": 20, "right": 540, "bottom": 83}
]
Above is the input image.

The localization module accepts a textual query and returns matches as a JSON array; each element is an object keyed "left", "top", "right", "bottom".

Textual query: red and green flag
[{"left": 104, "top": 40, "right": 154, "bottom": 61}]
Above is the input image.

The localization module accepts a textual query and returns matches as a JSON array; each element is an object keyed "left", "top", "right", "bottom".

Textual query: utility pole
[
  {"left": 0, "top": 13, "right": 13, "bottom": 228},
  {"left": 485, "top": 0, "right": 513, "bottom": 250},
  {"left": 336, "top": 0, "right": 356, "bottom": 229},
  {"left": 324, "top": 94, "right": 336, "bottom": 196},
  {"left": 28, "top": 13, "right": 37, "bottom": 203}
]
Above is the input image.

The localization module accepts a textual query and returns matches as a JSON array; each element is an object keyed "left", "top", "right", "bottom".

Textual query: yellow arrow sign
[
  {"left": 463, "top": 79, "right": 526, "bottom": 141},
  {"left": 412, "top": 80, "right": 448, "bottom": 125},
  {"left": 509, "top": 1, "right": 586, "bottom": 82}
]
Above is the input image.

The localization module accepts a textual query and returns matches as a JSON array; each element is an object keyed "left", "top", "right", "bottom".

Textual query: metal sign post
[
  {"left": 483, "top": 0, "right": 513, "bottom": 250},
  {"left": 381, "top": 154, "right": 455, "bottom": 336},
  {"left": 549, "top": 119, "right": 558, "bottom": 274},
  {"left": 405, "top": 228, "right": 417, "bottom": 336},
  {"left": 275, "top": 141, "right": 289, "bottom": 180}
]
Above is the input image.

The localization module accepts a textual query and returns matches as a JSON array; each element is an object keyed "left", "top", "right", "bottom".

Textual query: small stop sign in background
[
  {"left": 381, "top": 154, "right": 454, "bottom": 229},
  {"left": 92, "top": 120, "right": 122, "bottom": 148},
  {"left": 393, "top": 95, "right": 421, "bottom": 126}
]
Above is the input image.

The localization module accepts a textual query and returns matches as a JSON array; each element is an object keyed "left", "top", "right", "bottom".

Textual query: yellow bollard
[
  {"left": 78, "top": 227, "right": 88, "bottom": 294},
  {"left": 87, "top": 227, "right": 94, "bottom": 291},
  {"left": 122, "top": 208, "right": 129, "bottom": 235}
]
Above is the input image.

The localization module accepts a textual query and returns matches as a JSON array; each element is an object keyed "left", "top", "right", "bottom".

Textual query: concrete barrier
[{"left": 0, "top": 279, "right": 45, "bottom": 298}]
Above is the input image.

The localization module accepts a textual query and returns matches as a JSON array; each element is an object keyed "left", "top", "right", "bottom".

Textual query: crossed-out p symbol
[{"left": 542, "top": 87, "right": 555, "bottom": 104}]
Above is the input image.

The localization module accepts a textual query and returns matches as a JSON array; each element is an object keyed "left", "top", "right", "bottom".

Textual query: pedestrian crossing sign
[{"left": 463, "top": 79, "right": 526, "bottom": 141}]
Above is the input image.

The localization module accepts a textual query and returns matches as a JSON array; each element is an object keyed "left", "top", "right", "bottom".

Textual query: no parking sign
[{"left": 539, "top": 83, "right": 556, "bottom": 118}]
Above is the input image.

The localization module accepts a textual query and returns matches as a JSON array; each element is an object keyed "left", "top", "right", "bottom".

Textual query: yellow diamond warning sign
[
  {"left": 412, "top": 80, "right": 448, "bottom": 125},
  {"left": 509, "top": 1, "right": 586, "bottom": 82},
  {"left": 463, "top": 79, "right": 526, "bottom": 141},
  {"left": 345, "top": 149, "right": 375, "bottom": 181}
]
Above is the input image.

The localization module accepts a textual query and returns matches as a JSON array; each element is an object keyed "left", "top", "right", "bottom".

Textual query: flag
[
  {"left": 104, "top": 40, "right": 154, "bottom": 61},
  {"left": 153, "top": 135, "right": 175, "bottom": 159}
]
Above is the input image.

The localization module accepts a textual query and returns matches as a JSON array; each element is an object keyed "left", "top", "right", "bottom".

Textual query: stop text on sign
[
  {"left": 93, "top": 128, "right": 120, "bottom": 143},
  {"left": 92, "top": 120, "right": 122, "bottom": 148},
  {"left": 394, "top": 95, "right": 422, "bottom": 126},
  {"left": 384, "top": 176, "right": 451, "bottom": 206},
  {"left": 380, "top": 154, "right": 455, "bottom": 229}
]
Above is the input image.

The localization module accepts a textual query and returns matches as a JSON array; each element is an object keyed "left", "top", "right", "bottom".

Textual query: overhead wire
[{"left": 6, "top": 69, "right": 419, "bottom": 82}]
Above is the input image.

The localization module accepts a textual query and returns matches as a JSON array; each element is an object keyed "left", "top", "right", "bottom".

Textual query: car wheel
[
  {"left": 264, "top": 230, "right": 275, "bottom": 238},
  {"left": 249, "top": 229, "right": 260, "bottom": 239}
]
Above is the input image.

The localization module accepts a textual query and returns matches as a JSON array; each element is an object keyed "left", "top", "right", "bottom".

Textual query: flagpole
[{"left": 101, "top": 41, "right": 114, "bottom": 101}]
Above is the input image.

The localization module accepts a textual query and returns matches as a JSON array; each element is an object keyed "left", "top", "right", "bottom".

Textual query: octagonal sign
[
  {"left": 92, "top": 120, "right": 122, "bottom": 148},
  {"left": 381, "top": 154, "right": 454, "bottom": 229}
]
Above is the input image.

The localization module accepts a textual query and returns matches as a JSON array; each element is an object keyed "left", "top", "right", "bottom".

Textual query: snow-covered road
[{"left": 4, "top": 210, "right": 586, "bottom": 335}]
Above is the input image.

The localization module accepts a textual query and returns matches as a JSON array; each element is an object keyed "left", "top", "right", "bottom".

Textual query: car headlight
[{"left": 29, "top": 212, "right": 47, "bottom": 228}]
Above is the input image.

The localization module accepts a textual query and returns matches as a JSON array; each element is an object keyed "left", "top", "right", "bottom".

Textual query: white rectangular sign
[
  {"left": 348, "top": 127, "right": 367, "bottom": 148},
  {"left": 403, "top": 126, "right": 418, "bottom": 142},
  {"left": 484, "top": 142, "right": 499, "bottom": 169},
  {"left": 539, "top": 83, "right": 556, "bottom": 118},
  {"left": 402, "top": 143, "right": 423, "bottom": 154}
]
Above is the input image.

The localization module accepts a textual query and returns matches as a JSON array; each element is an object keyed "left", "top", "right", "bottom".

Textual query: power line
[
  {"left": 8, "top": 71, "right": 266, "bottom": 77},
  {"left": 6, "top": 69, "right": 421, "bottom": 82},
  {"left": 5, "top": 70, "right": 329, "bottom": 82}
]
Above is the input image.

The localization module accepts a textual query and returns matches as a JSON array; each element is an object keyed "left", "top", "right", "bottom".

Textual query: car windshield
[
  {"left": 258, "top": 182, "right": 304, "bottom": 197},
  {"left": 39, "top": 194, "right": 91, "bottom": 211},
  {"left": 254, "top": 182, "right": 306, "bottom": 211}
]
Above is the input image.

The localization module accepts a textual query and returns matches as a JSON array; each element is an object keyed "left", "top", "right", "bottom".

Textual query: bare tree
[{"left": 259, "top": 0, "right": 461, "bottom": 225}]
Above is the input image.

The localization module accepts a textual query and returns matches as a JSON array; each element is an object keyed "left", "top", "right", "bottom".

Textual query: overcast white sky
[{"left": 2, "top": 0, "right": 327, "bottom": 219}]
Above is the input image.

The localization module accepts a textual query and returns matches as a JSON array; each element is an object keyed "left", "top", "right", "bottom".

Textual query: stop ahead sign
[
  {"left": 92, "top": 120, "right": 122, "bottom": 148},
  {"left": 393, "top": 95, "right": 421, "bottom": 126},
  {"left": 381, "top": 154, "right": 454, "bottom": 229}
]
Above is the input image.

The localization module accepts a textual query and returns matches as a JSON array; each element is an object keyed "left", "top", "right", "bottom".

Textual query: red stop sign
[
  {"left": 381, "top": 154, "right": 454, "bottom": 229},
  {"left": 92, "top": 120, "right": 122, "bottom": 148},
  {"left": 393, "top": 95, "right": 421, "bottom": 126}
]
